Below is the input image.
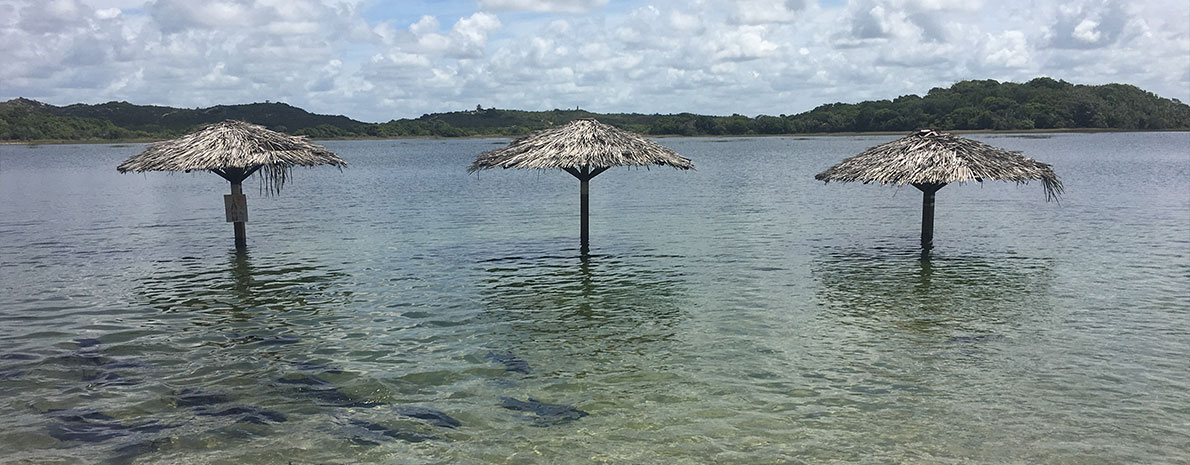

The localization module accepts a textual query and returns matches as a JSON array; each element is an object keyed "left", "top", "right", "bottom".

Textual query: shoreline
[{"left": 3, "top": 127, "right": 1185, "bottom": 146}]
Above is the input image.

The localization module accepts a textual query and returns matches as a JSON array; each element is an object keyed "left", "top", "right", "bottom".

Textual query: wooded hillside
[{"left": 3, "top": 78, "right": 1186, "bottom": 142}]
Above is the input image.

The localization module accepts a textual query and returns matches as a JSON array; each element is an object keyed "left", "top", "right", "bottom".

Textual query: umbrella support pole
[
  {"left": 565, "top": 166, "right": 608, "bottom": 255},
  {"left": 231, "top": 182, "right": 246, "bottom": 250},
  {"left": 580, "top": 178, "right": 589, "bottom": 253},
  {"left": 914, "top": 183, "right": 945, "bottom": 260},
  {"left": 214, "top": 167, "right": 258, "bottom": 250}
]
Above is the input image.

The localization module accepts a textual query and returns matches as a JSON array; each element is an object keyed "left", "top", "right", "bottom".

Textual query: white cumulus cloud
[
  {"left": 983, "top": 30, "right": 1031, "bottom": 69},
  {"left": 478, "top": 0, "right": 608, "bottom": 14},
  {"left": 0, "top": 0, "right": 1184, "bottom": 122}
]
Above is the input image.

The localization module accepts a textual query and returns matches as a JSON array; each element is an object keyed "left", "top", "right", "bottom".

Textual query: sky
[{"left": 2, "top": 0, "right": 1188, "bottom": 123}]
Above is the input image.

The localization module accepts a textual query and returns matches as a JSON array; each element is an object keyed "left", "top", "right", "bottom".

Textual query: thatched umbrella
[
  {"left": 117, "top": 120, "right": 346, "bottom": 249},
  {"left": 469, "top": 118, "right": 693, "bottom": 252},
  {"left": 815, "top": 129, "right": 1062, "bottom": 259}
]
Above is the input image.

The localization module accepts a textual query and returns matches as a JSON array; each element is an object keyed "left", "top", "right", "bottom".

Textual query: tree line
[{"left": 3, "top": 78, "right": 1187, "bottom": 142}]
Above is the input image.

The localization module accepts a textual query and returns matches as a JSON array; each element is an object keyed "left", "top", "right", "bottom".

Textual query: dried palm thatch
[
  {"left": 469, "top": 118, "right": 692, "bottom": 254},
  {"left": 117, "top": 120, "right": 346, "bottom": 195},
  {"left": 468, "top": 118, "right": 694, "bottom": 172},
  {"left": 815, "top": 129, "right": 1063, "bottom": 201}
]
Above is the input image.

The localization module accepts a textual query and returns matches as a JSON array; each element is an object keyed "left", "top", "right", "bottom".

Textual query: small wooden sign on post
[{"left": 224, "top": 193, "right": 248, "bottom": 223}]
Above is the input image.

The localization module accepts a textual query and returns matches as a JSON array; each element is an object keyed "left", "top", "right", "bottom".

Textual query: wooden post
[
  {"left": 230, "top": 181, "right": 246, "bottom": 250},
  {"left": 580, "top": 165, "right": 590, "bottom": 253},
  {"left": 921, "top": 187, "right": 934, "bottom": 257},
  {"left": 563, "top": 165, "right": 608, "bottom": 256},
  {"left": 913, "top": 183, "right": 945, "bottom": 260},
  {"left": 214, "top": 166, "right": 257, "bottom": 250}
]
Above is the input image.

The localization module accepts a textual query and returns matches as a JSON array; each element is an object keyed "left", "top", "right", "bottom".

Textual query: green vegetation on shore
[{"left": 3, "top": 78, "right": 1187, "bottom": 142}]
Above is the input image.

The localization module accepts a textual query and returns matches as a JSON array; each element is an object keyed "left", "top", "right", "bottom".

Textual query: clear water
[{"left": 1, "top": 133, "right": 1187, "bottom": 464}]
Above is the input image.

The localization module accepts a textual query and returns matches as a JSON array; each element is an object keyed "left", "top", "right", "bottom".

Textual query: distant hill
[
  {"left": 2, "top": 77, "right": 1188, "bottom": 142},
  {"left": 782, "top": 78, "right": 1190, "bottom": 134},
  {"left": 382, "top": 107, "right": 668, "bottom": 138},
  {"left": 49, "top": 100, "right": 365, "bottom": 133},
  {"left": 0, "top": 98, "right": 367, "bottom": 141},
  {"left": 1, "top": 98, "right": 142, "bottom": 141}
]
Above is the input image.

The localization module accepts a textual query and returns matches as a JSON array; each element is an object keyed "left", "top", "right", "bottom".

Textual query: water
[{"left": 1, "top": 133, "right": 1187, "bottom": 464}]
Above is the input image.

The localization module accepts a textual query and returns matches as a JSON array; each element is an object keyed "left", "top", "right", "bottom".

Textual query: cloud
[
  {"left": 849, "top": 3, "right": 895, "bottom": 39},
  {"left": 451, "top": 12, "right": 501, "bottom": 56},
  {"left": 705, "top": 26, "right": 781, "bottom": 61},
  {"left": 1045, "top": 0, "right": 1132, "bottom": 49},
  {"left": 728, "top": 0, "right": 805, "bottom": 25},
  {"left": 17, "top": 0, "right": 90, "bottom": 33},
  {"left": 94, "top": 7, "right": 119, "bottom": 19},
  {"left": 982, "top": 30, "right": 1030, "bottom": 69},
  {"left": 614, "top": 6, "right": 663, "bottom": 46},
  {"left": 831, "top": 0, "right": 978, "bottom": 46},
  {"left": 478, "top": 0, "right": 608, "bottom": 14},
  {"left": 148, "top": 0, "right": 254, "bottom": 33},
  {"left": 404, "top": 12, "right": 501, "bottom": 58},
  {"left": 906, "top": 11, "right": 947, "bottom": 42},
  {"left": 669, "top": 11, "right": 703, "bottom": 33},
  {"left": 0, "top": 0, "right": 1185, "bottom": 123},
  {"left": 306, "top": 59, "right": 341, "bottom": 92}
]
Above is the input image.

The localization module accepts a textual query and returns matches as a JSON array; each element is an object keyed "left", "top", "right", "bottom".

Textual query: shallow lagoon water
[{"left": 1, "top": 133, "right": 1187, "bottom": 464}]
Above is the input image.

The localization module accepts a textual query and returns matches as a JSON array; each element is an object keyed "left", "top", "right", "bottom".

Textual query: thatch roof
[
  {"left": 468, "top": 118, "right": 693, "bottom": 172},
  {"left": 117, "top": 120, "right": 346, "bottom": 194},
  {"left": 815, "top": 129, "right": 1063, "bottom": 200}
]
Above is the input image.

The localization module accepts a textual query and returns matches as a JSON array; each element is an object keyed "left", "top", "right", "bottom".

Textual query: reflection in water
[
  {"left": 136, "top": 249, "right": 350, "bottom": 320},
  {"left": 126, "top": 248, "right": 363, "bottom": 387},
  {"left": 812, "top": 246, "right": 1056, "bottom": 338},
  {"left": 790, "top": 247, "right": 1070, "bottom": 465},
  {"left": 475, "top": 252, "right": 688, "bottom": 357},
  {"left": 466, "top": 251, "right": 697, "bottom": 460}
]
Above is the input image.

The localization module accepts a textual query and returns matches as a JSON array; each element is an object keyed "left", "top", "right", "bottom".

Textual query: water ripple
[{"left": 1, "top": 135, "right": 1187, "bottom": 464}]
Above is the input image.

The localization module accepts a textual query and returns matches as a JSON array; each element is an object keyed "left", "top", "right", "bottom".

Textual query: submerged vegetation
[{"left": 2, "top": 78, "right": 1188, "bottom": 142}]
